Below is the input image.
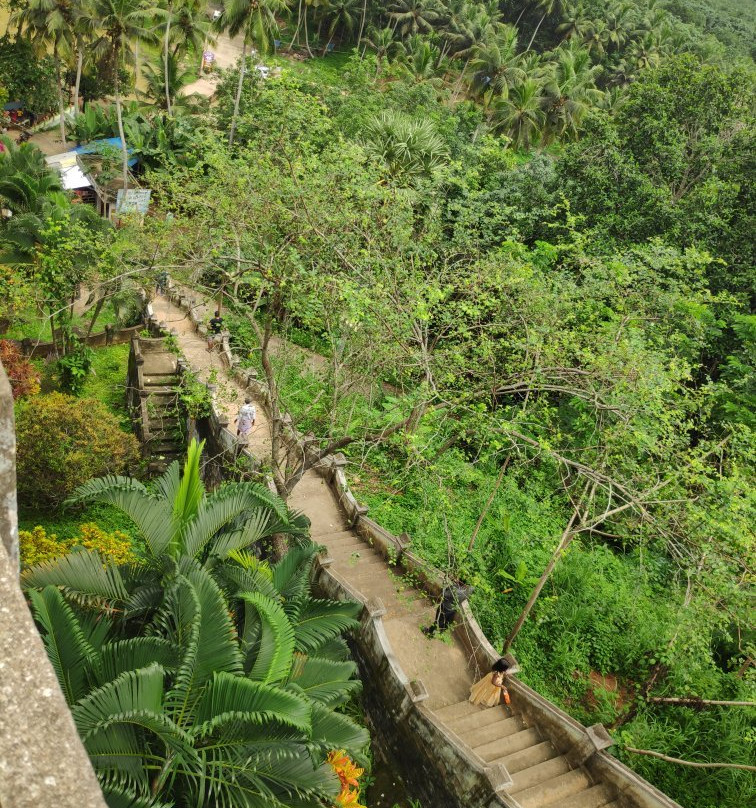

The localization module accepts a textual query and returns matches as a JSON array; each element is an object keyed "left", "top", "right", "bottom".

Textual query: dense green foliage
[
  {"left": 15, "top": 392, "right": 140, "bottom": 506},
  {"left": 1, "top": 1, "right": 754, "bottom": 805},
  {"left": 23, "top": 444, "right": 368, "bottom": 806}
]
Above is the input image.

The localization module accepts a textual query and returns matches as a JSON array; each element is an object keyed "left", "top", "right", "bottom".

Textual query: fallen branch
[
  {"left": 624, "top": 747, "right": 756, "bottom": 773},
  {"left": 648, "top": 697, "right": 756, "bottom": 708}
]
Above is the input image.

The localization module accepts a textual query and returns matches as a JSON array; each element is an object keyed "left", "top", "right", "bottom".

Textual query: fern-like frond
[
  {"left": 23, "top": 549, "right": 129, "bottom": 610},
  {"left": 293, "top": 599, "right": 361, "bottom": 654},
  {"left": 96, "top": 638, "right": 178, "bottom": 685},
  {"left": 286, "top": 655, "right": 361, "bottom": 706},
  {"left": 66, "top": 476, "right": 174, "bottom": 558},
  {"left": 28, "top": 586, "right": 97, "bottom": 705},
  {"left": 193, "top": 672, "right": 311, "bottom": 733},
  {"left": 241, "top": 591, "right": 296, "bottom": 684},
  {"left": 309, "top": 701, "right": 370, "bottom": 757}
]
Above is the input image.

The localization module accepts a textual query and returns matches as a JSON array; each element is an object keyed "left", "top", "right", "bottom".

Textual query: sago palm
[{"left": 28, "top": 557, "right": 367, "bottom": 806}]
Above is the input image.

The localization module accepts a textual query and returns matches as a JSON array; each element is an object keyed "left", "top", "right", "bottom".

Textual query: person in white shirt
[{"left": 235, "top": 397, "right": 256, "bottom": 442}]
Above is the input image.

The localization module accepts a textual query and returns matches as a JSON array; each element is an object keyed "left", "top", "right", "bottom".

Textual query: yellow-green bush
[
  {"left": 19, "top": 523, "right": 135, "bottom": 568},
  {"left": 15, "top": 392, "right": 140, "bottom": 508}
]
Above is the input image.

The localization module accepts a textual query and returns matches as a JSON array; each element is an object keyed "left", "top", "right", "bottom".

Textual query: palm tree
[
  {"left": 361, "top": 109, "right": 449, "bottom": 182},
  {"left": 604, "top": 1, "right": 633, "bottom": 53},
  {"left": 526, "top": 0, "right": 565, "bottom": 51},
  {"left": 556, "top": 3, "right": 591, "bottom": 43},
  {"left": 92, "top": 0, "right": 153, "bottom": 189},
  {"left": 171, "top": 0, "right": 216, "bottom": 68},
  {"left": 541, "top": 42, "right": 602, "bottom": 141},
  {"left": 217, "top": 0, "right": 288, "bottom": 147},
  {"left": 140, "top": 51, "right": 203, "bottom": 111},
  {"left": 323, "top": 0, "right": 360, "bottom": 51},
  {"left": 469, "top": 25, "right": 525, "bottom": 101},
  {"left": 69, "top": 0, "right": 100, "bottom": 120},
  {"left": 399, "top": 33, "right": 446, "bottom": 87},
  {"left": 361, "top": 25, "right": 400, "bottom": 75},
  {"left": 26, "top": 552, "right": 368, "bottom": 805},
  {"left": 11, "top": 0, "right": 76, "bottom": 144},
  {"left": 388, "top": 0, "right": 444, "bottom": 38},
  {"left": 581, "top": 17, "right": 608, "bottom": 59},
  {"left": 491, "top": 77, "right": 546, "bottom": 149}
]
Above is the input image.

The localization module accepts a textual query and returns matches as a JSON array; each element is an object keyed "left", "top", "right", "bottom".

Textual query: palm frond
[
  {"left": 66, "top": 476, "right": 174, "bottom": 558},
  {"left": 23, "top": 548, "right": 129, "bottom": 610},
  {"left": 96, "top": 638, "right": 178, "bottom": 685},
  {"left": 193, "top": 672, "right": 311, "bottom": 733},
  {"left": 28, "top": 586, "right": 97, "bottom": 705},
  {"left": 287, "top": 654, "right": 361, "bottom": 706},
  {"left": 309, "top": 701, "right": 370, "bottom": 757},
  {"left": 172, "top": 439, "right": 205, "bottom": 541},
  {"left": 293, "top": 599, "right": 362, "bottom": 654},
  {"left": 241, "top": 591, "right": 296, "bottom": 684}
]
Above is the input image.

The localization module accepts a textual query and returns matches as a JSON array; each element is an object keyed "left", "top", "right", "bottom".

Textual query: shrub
[
  {"left": 0, "top": 340, "right": 40, "bottom": 398},
  {"left": 15, "top": 392, "right": 140, "bottom": 507},
  {"left": 19, "top": 523, "right": 135, "bottom": 567}
]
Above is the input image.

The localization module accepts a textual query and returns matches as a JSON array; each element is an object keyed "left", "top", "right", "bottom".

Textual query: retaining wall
[
  {"left": 157, "top": 284, "right": 683, "bottom": 808},
  {"left": 8, "top": 322, "right": 145, "bottom": 359}
]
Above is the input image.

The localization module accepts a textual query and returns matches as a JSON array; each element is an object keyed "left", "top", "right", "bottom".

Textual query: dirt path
[{"left": 150, "top": 293, "right": 475, "bottom": 709}]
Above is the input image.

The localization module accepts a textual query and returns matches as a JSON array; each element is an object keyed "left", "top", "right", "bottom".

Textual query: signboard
[{"left": 116, "top": 188, "right": 151, "bottom": 215}]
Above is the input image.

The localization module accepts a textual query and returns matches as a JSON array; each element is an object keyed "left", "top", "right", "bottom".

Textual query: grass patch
[{"left": 79, "top": 342, "right": 132, "bottom": 428}]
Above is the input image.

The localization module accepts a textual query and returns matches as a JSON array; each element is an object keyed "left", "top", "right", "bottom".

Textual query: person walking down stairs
[{"left": 422, "top": 578, "right": 474, "bottom": 637}]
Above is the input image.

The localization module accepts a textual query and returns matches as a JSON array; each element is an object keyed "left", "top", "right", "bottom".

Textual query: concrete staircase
[
  {"left": 434, "top": 699, "right": 620, "bottom": 808},
  {"left": 128, "top": 337, "right": 185, "bottom": 472},
  {"left": 315, "top": 526, "right": 622, "bottom": 808}
]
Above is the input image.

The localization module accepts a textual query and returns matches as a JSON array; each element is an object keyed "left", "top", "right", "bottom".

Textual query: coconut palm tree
[
  {"left": 217, "top": 0, "right": 288, "bottom": 146},
  {"left": 323, "top": 0, "right": 360, "bottom": 51},
  {"left": 556, "top": 3, "right": 591, "bottom": 43},
  {"left": 581, "top": 17, "right": 608, "bottom": 59},
  {"left": 171, "top": 0, "right": 215, "bottom": 63},
  {"left": 469, "top": 24, "right": 525, "bottom": 101},
  {"left": 399, "top": 33, "right": 447, "bottom": 87},
  {"left": 491, "top": 77, "right": 546, "bottom": 149},
  {"left": 361, "top": 25, "right": 400, "bottom": 75},
  {"left": 140, "top": 51, "right": 204, "bottom": 111},
  {"left": 541, "top": 42, "right": 602, "bottom": 141},
  {"left": 388, "top": 0, "right": 445, "bottom": 38},
  {"left": 11, "top": 0, "right": 77, "bottom": 144},
  {"left": 526, "top": 0, "right": 565, "bottom": 51},
  {"left": 92, "top": 0, "right": 153, "bottom": 189}
]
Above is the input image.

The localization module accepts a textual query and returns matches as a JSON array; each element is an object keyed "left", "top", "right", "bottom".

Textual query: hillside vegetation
[{"left": 0, "top": 1, "right": 754, "bottom": 807}]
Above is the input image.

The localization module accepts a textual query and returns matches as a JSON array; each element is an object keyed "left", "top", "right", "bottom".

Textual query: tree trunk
[
  {"left": 228, "top": 38, "right": 248, "bottom": 146},
  {"left": 73, "top": 48, "right": 84, "bottom": 118},
  {"left": 357, "top": 0, "right": 368, "bottom": 48},
  {"left": 113, "top": 50, "right": 130, "bottom": 191},
  {"left": 526, "top": 13, "right": 546, "bottom": 52},
  {"left": 164, "top": 5, "right": 173, "bottom": 115},
  {"left": 54, "top": 45, "right": 67, "bottom": 144},
  {"left": 86, "top": 294, "right": 107, "bottom": 337},
  {"left": 289, "top": 0, "right": 303, "bottom": 49},
  {"left": 303, "top": 8, "right": 313, "bottom": 57},
  {"left": 503, "top": 495, "right": 584, "bottom": 652},
  {"left": 468, "top": 457, "right": 509, "bottom": 551}
]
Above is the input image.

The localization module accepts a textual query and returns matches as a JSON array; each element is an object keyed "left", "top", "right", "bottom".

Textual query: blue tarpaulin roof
[{"left": 73, "top": 137, "right": 138, "bottom": 168}]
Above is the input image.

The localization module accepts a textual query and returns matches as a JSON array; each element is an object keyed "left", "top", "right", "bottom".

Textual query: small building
[{"left": 45, "top": 138, "right": 139, "bottom": 219}]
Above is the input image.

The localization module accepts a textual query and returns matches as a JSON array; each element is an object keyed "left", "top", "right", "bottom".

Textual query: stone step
[
  {"left": 475, "top": 727, "right": 542, "bottom": 763},
  {"left": 312, "top": 529, "right": 359, "bottom": 543},
  {"left": 560, "top": 784, "right": 616, "bottom": 808},
  {"left": 509, "top": 754, "right": 570, "bottom": 793},
  {"left": 460, "top": 715, "right": 522, "bottom": 748},
  {"left": 515, "top": 768, "right": 592, "bottom": 808},
  {"left": 448, "top": 705, "right": 521, "bottom": 735},
  {"left": 327, "top": 541, "right": 380, "bottom": 560},
  {"left": 331, "top": 551, "right": 384, "bottom": 569},
  {"left": 433, "top": 699, "right": 480, "bottom": 721},
  {"left": 501, "top": 740, "right": 557, "bottom": 775}
]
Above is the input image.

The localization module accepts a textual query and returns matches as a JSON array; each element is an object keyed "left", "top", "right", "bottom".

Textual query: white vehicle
[{"left": 254, "top": 64, "right": 270, "bottom": 79}]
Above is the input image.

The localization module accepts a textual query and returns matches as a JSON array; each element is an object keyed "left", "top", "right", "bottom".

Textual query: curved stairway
[{"left": 150, "top": 291, "right": 683, "bottom": 808}]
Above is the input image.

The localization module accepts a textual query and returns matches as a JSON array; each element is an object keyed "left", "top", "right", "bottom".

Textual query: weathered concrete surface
[
  {"left": 0, "top": 363, "right": 18, "bottom": 568},
  {"left": 0, "top": 364, "right": 107, "bottom": 808}
]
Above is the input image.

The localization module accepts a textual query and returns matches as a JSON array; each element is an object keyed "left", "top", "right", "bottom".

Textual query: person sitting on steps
[{"left": 469, "top": 657, "right": 511, "bottom": 708}]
